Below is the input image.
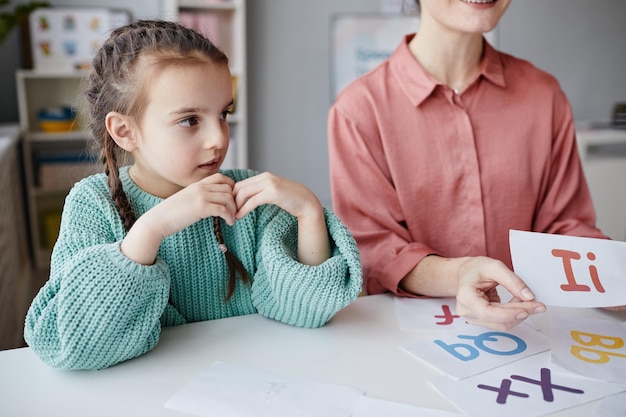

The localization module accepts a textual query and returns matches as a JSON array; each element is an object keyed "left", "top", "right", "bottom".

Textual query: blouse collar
[{"left": 390, "top": 33, "right": 506, "bottom": 107}]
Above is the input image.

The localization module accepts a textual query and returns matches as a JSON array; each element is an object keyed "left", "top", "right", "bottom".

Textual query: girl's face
[
  {"left": 420, "top": 0, "right": 511, "bottom": 36},
  {"left": 129, "top": 61, "right": 233, "bottom": 198}
]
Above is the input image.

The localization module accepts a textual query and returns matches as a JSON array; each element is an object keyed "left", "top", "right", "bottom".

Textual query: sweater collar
[{"left": 119, "top": 165, "right": 164, "bottom": 213}]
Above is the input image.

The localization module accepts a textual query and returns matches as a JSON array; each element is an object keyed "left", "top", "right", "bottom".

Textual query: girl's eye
[
  {"left": 178, "top": 116, "right": 199, "bottom": 127},
  {"left": 220, "top": 109, "right": 232, "bottom": 121}
]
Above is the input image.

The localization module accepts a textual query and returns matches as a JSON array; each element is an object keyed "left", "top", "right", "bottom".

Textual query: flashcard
[
  {"left": 430, "top": 352, "right": 626, "bottom": 417},
  {"left": 592, "top": 392, "right": 626, "bottom": 417},
  {"left": 394, "top": 297, "right": 470, "bottom": 330},
  {"left": 509, "top": 230, "right": 626, "bottom": 307},
  {"left": 164, "top": 361, "right": 364, "bottom": 417},
  {"left": 351, "top": 395, "right": 466, "bottom": 417},
  {"left": 551, "top": 314, "right": 626, "bottom": 384},
  {"left": 400, "top": 323, "right": 550, "bottom": 380}
]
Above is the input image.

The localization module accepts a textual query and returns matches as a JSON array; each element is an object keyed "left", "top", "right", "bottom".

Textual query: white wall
[
  {"left": 246, "top": 0, "right": 626, "bottom": 207},
  {"left": 246, "top": 0, "right": 380, "bottom": 207},
  {"left": 499, "top": 0, "right": 626, "bottom": 123}
]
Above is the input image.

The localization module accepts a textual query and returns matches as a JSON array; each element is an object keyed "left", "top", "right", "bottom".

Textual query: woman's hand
[
  {"left": 233, "top": 172, "right": 330, "bottom": 265},
  {"left": 454, "top": 256, "right": 547, "bottom": 331},
  {"left": 402, "top": 255, "right": 547, "bottom": 330}
]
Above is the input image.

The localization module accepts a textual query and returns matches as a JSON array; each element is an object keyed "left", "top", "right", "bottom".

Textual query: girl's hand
[
  {"left": 121, "top": 173, "right": 236, "bottom": 265},
  {"left": 151, "top": 173, "right": 237, "bottom": 237},
  {"left": 233, "top": 172, "right": 330, "bottom": 265},
  {"left": 232, "top": 172, "right": 319, "bottom": 220}
]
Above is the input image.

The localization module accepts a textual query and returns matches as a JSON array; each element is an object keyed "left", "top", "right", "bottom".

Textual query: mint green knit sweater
[{"left": 24, "top": 167, "right": 362, "bottom": 370}]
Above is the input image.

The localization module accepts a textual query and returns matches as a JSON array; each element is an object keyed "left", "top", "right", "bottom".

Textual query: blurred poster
[
  {"left": 29, "top": 8, "right": 130, "bottom": 72},
  {"left": 380, "top": 0, "right": 418, "bottom": 15},
  {"left": 330, "top": 14, "right": 418, "bottom": 99}
]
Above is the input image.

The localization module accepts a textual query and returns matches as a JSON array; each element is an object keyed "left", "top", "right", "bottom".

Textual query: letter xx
[{"left": 477, "top": 367, "right": 584, "bottom": 404}]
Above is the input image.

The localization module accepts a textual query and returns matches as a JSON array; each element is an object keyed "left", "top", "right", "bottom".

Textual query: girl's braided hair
[{"left": 85, "top": 19, "right": 250, "bottom": 300}]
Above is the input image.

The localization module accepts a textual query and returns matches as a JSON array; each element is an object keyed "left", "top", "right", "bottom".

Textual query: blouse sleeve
[
  {"left": 24, "top": 183, "right": 171, "bottom": 370},
  {"left": 328, "top": 105, "right": 436, "bottom": 296},
  {"left": 250, "top": 206, "right": 362, "bottom": 328},
  {"left": 533, "top": 88, "right": 607, "bottom": 239}
]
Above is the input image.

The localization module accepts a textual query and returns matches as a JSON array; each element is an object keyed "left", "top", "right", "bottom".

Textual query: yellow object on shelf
[
  {"left": 39, "top": 120, "right": 76, "bottom": 133},
  {"left": 37, "top": 105, "right": 77, "bottom": 133},
  {"left": 42, "top": 210, "right": 62, "bottom": 250}
]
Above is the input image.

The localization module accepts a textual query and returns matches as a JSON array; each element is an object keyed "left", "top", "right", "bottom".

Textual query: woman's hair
[{"left": 85, "top": 19, "right": 250, "bottom": 300}]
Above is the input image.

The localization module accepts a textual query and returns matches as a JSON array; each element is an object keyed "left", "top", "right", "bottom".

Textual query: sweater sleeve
[
  {"left": 24, "top": 183, "right": 171, "bottom": 370},
  {"left": 250, "top": 206, "right": 362, "bottom": 328}
]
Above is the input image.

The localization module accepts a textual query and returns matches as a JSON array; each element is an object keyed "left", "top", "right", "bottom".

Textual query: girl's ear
[{"left": 105, "top": 111, "right": 137, "bottom": 152}]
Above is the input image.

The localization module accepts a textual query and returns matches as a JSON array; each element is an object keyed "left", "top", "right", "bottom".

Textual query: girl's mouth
[{"left": 199, "top": 159, "right": 220, "bottom": 170}]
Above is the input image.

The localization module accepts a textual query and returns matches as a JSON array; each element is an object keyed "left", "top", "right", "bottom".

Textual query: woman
[{"left": 328, "top": 0, "right": 619, "bottom": 331}]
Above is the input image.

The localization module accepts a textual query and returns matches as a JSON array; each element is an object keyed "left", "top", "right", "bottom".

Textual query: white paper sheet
[
  {"left": 509, "top": 230, "right": 626, "bottom": 307},
  {"left": 592, "top": 392, "right": 626, "bottom": 417},
  {"left": 164, "top": 361, "right": 364, "bottom": 417},
  {"left": 351, "top": 395, "right": 466, "bottom": 417},
  {"left": 430, "top": 352, "right": 626, "bottom": 417},
  {"left": 400, "top": 323, "right": 550, "bottom": 380},
  {"left": 551, "top": 314, "right": 626, "bottom": 384},
  {"left": 394, "top": 297, "right": 470, "bottom": 330}
]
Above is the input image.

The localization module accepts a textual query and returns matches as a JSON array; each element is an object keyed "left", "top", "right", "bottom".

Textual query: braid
[
  {"left": 101, "top": 137, "right": 136, "bottom": 231},
  {"left": 213, "top": 217, "right": 251, "bottom": 301}
]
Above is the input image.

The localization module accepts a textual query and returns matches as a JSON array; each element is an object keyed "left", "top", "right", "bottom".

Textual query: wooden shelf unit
[{"left": 16, "top": 69, "right": 94, "bottom": 269}]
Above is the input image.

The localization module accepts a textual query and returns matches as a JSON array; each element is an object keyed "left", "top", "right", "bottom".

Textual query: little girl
[{"left": 24, "top": 20, "right": 362, "bottom": 370}]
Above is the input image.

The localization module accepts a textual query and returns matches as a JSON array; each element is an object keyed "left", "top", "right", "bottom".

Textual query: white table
[{"left": 1, "top": 294, "right": 623, "bottom": 416}]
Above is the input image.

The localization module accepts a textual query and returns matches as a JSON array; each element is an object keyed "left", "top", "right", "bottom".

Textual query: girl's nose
[{"left": 203, "top": 122, "right": 229, "bottom": 149}]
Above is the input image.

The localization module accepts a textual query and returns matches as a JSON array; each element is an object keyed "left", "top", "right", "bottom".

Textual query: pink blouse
[{"left": 328, "top": 34, "right": 606, "bottom": 296}]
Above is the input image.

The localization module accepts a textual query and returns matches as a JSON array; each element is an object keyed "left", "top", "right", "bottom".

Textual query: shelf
[
  {"left": 17, "top": 69, "right": 90, "bottom": 79},
  {"left": 27, "top": 130, "right": 89, "bottom": 143},
  {"left": 35, "top": 248, "right": 53, "bottom": 268},
  {"left": 16, "top": 70, "right": 93, "bottom": 269},
  {"left": 30, "top": 187, "right": 70, "bottom": 199},
  {"left": 16, "top": 70, "right": 85, "bottom": 138},
  {"left": 178, "top": 0, "right": 237, "bottom": 11},
  {"left": 33, "top": 191, "right": 66, "bottom": 253}
]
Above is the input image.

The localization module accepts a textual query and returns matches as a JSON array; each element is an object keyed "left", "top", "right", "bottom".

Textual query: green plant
[{"left": 0, "top": 0, "right": 49, "bottom": 44}]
